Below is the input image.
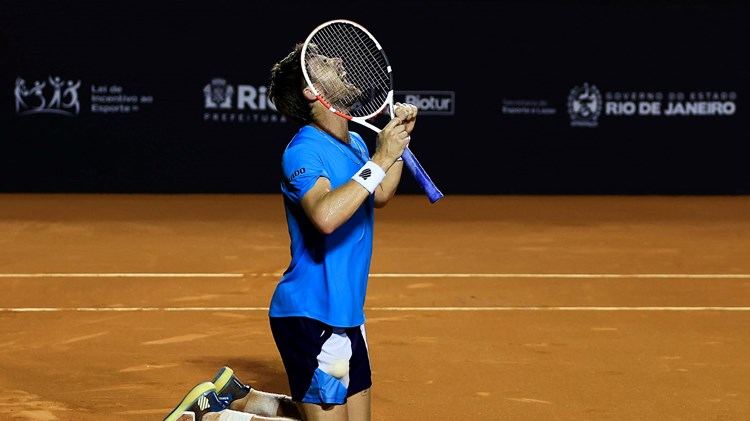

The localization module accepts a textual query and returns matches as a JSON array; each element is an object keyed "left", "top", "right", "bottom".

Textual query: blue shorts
[{"left": 269, "top": 317, "right": 372, "bottom": 405}]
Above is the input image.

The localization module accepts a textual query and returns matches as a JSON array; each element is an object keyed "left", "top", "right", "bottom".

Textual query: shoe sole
[
  {"left": 212, "top": 366, "right": 234, "bottom": 395},
  {"left": 163, "top": 381, "right": 215, "bottom": 421}
]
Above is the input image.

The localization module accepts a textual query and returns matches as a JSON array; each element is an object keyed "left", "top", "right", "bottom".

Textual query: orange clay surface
[{"left": 1, "top": 194, "right": 749, "bottom": 420}]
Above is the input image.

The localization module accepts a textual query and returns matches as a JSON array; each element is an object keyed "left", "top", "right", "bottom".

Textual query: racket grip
[{"left": 401, "top": 147, "right": 443, "bottom": 203}]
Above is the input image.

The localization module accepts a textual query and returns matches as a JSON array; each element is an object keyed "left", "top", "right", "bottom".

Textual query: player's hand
[
  {"left": 394, "top": 102, "right": 418, "bottom": 134},
  {"left": 373, "top": 115, "right": 410, "bottom": 168}
]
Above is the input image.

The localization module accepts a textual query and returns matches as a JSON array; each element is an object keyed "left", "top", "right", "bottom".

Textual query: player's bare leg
[
  {"left": 202, "top": 410, "right": 299, "bottom": 420},
  {"left": 230, "top": 390, "right": 300, "bottom": 419},
  {"left": 345, "top": 389, "right": 370, "bottom": 421},
  {"left": 213, "top": 366, "right": 301, "bottom": 419},
  {"left": 295, "top": 388, "right": 370, "bottom": 421}
]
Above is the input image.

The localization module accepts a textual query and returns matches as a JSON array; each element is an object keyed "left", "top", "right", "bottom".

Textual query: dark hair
[{"left": 269, "top": 43, "right": 312, "bottom": 125}]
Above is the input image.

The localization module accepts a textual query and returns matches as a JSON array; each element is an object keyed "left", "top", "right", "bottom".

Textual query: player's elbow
[
  {"left": 309, "top": 213, "right": 339, "bottom": 235},
  {"left": 315, "top": 221, "right": 338, "bottom": 235}
]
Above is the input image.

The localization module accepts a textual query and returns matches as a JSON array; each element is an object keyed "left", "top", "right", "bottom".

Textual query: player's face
[{"left": 308, "top": 54, "right": 361, "bottom": 110}]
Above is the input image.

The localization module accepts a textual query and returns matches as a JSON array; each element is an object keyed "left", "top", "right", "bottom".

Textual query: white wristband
[{"left": 351, "top": 160, "right": 386, "bottom": 194}]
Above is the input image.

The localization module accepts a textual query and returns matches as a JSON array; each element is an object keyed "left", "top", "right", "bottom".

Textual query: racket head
[{"left": 301, "top": 19, "right": 394, "bottom": 121}]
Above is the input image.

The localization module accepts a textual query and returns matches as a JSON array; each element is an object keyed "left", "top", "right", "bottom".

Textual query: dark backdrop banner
[{"left": 1, "top": 1, "right": 746, "bottom": 194}]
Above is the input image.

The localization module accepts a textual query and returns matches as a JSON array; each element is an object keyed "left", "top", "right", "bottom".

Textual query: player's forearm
[
  {"left": 374, "top": 161, "right": 403, "bottom": 207},
  {"left": 305, "top": 181, "right": 370, "bottom": 234}
]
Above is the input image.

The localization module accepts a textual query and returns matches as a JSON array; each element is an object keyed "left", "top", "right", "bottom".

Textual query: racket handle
[{"left": 401, "top": 147, "right": 443, "bottom": 203}]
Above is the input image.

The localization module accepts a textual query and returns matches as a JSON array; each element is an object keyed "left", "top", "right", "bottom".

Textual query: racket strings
[{"left": 306, "top": 22, "right": 392, "bottom": 118}]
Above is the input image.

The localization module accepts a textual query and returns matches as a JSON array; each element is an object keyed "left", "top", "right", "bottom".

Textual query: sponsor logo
[
  {"left": 203, "top": 78, "right": 234, "bottom": 109},
  {"left": 567, "top": 83, "right": 602, "bottom": 128},
  {"left": 197, "top": 395, "right": 210, "bottom": 411},
  {"left": 501, "top": 99, "right": 557, "bottom": 115},
  {"left": 90, "top": 84, "right": 153, "bottom": 114},
  {"left": 567, "top": 85, "right": 738, "bottom": 127},
  {"left": 395, "top": 91, "right": 455, "bottom": 115},
  {"left": 15, "top": 76, "right": 155, "bottom": 116},
  {"left": 604, "top": 90, "right": 737, "bottom": 117},
  {"left": 287, "top": 167, "right": 306, "bottom": 182},
  {"left": 203, "top": 78, "right": 285, "bottom": 124},
  {"left": 15, "top": 76, "right": 81, "bottom": 116},
  {"left": 502, "top": 83, "right": 738, "bottom": 128},
  {"left": 358, "top": 168, "right": 372, "bottom": 180}
]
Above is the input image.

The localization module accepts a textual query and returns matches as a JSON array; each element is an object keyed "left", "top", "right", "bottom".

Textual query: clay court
[{"left": 1, "top": 194, "right": 749, "bottom": 420}]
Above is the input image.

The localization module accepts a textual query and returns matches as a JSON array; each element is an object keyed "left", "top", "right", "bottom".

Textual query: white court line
[
  {"left": 2, "top": 306, "right": 750, "bottom": 312},
  {"left": 252, "top": 273, "right": 750, "bottom": 279},
  {"left": 0, "top": 273, "right": 244, "bottom": 278},
  {"left": 2, "top": 273, "right": 750, "bottom": 279},
  {"left": 372, "top": 273, "right": 750, "bottom": 279}
]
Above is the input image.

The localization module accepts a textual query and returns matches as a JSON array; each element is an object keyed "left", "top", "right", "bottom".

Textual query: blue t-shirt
[{"left": 270, "top": 125, "right": 375, "bottom": 328}]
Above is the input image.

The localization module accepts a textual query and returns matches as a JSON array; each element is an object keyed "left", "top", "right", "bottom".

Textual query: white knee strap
[{"left": 217, "top": 409, "right": 254, "bottom": 421}]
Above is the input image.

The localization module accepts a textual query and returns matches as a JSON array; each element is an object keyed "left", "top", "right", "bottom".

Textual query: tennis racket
[{"left": 301, "top": 19, "right": 443, "bottom": 204}]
